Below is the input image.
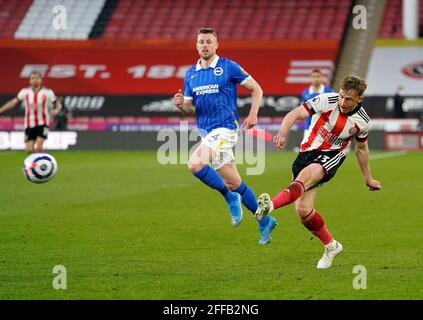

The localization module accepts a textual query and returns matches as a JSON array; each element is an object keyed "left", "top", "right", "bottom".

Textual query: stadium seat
[
  {"left": 1, "top": 0, "right": 365, "bottom": 41},
  {"left": 379, "top": 0, "right": 423, "bottom": 38},
  {"left": 101, "top": 0, "right": 353, "bottom": 41},
  {"left": 0, "top": 0, "right": 32, "bottom": 39}
]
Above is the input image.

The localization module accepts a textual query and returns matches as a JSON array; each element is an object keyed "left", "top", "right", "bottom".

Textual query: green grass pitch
[{"left": 0, "top": 150, "right": 422, "bottom": 299}]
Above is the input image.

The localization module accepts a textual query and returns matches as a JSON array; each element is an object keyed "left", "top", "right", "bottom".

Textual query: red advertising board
[
  {"left": 0, "top": 40, "right": 339, "bottom": 95},
  {"left": 384, "top": 132, "right": 423, "bottom": 150}
]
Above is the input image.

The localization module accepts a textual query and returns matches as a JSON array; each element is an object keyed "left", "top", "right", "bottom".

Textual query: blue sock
[
  {"left": 258, "top": 215, "right": 271, "bottom": 227},
  {"left": 234, "top": 181, "right": 270, "bottom": 226},
  {"left": 233, "top": 181, "right": 258, "bottom": 213},
  {"left": 193, "top": 166, "right": 234, "bottom": 202}
]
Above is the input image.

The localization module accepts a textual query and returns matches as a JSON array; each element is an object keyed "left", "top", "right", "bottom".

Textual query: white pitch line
[{"left": 370, "top": 151, "right": 408, "bottom": 160}]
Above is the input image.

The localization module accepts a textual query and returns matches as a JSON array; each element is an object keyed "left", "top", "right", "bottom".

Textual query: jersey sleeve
[
  {"left": 228, "top": 60, "right": 251, "bottom": 85},
  {"left": 303, "top": 93, "right": 338, "bottom": 115},
  {"left": 17, "top": 89, "right": 25, "bottom": 101},
  {"left": 48, "top": 89, "right": 57, "bottom": 102},
  {"left": 355, "top": 123, "right": 369, "bottom": 142},
  {"left": 183, "top": 71, "right": 193, "bottom": 100}
]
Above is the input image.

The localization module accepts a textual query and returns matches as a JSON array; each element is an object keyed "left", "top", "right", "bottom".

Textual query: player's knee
[
  {"left": 226, "top": 179, "right": 242, "bottom": 191},
  {"left": 187, "top": 160, "right": 203, "bottom": 174}
]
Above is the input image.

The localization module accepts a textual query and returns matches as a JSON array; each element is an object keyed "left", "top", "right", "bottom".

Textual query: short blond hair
[{"left": 340, "top": 75, "right": 367, "bottom": 96}]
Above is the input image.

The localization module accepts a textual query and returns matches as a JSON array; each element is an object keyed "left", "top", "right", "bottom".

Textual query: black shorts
[
  {"left": 25, "top": 125, "right": 49, "bottom": 142},
  {"left": 292, "top": 150, "right": 346, "bottom": 187}
]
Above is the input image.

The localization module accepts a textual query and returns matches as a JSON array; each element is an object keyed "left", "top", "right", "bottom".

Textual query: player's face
[
  {"left": 310, "top": 72, "right": 322, "bottom": 86},
  {"left": 196, "top": 33, "right": 218, "bottom": 60},
  {"left": 29, "top": 74, "right": 42, "bottom": 89},
  {"left": 339, "top": 89, "right": 363, "bottom": 113}
]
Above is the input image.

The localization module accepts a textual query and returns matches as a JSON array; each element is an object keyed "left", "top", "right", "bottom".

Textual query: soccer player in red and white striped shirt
[
  {"left": 255, "top": 76, "right": 382, "bottom": 269},
  {"left": 0, "top": 71, "right": 62, "bottom": 153}
]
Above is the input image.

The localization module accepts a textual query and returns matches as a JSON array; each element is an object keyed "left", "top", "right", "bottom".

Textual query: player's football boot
[
  {"left": 228, "top": 192, "right": 243, "bottom": 227},
  {"left": 258, "top": 215, "right": 277, "bottom": 245},
  {"left": 254, "top": 193, "right": 274, "bottom": 221},
  {"left": 317, "top": 240, "right": 343, "bottom": 269}
]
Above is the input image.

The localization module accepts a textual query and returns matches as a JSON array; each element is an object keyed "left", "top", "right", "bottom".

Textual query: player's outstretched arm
[
  {"left": 355, "top": 140, "right": 382, "bottom": 191},
  {"left": 274, "top": 105, "right": 309, "bottom": 150},
  {"left": 52, "top": 98, "right": 63, "bottom": 117},
  {"left": 241, "top": 78, "right": 263, "bottom": 129},
  {"left": 173, "top": 89, "right": 195, "bottom": 115},
  {"left": 0, "top": 97, "right": 19, "bottom": 115}
]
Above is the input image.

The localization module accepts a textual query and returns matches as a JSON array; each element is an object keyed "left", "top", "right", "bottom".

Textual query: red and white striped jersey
[
  {"left": 301, "top": 92, "right": 370, "bottom": 152},
  {"left": 17, "top": 87, "right": 57, "bottom": 129}
]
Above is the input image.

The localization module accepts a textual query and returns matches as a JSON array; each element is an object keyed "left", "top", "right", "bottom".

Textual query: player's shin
[
  {"left": 233, "top": 182, "right": 257, "bottom": 212},
  {"left": 301, "top": 209, "right": 333, "bottom": 245},
  {"left": 272, "top": 180, "right": 305, "bottom": 209},
  {"left": 233, "top": 182, "right": 271, "bottom": 225},
  {"left": 193, "top": 165, "right": 233, "bottom": 201}
]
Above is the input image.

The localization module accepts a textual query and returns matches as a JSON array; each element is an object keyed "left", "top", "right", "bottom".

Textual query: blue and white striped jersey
[{"left": 183, "top": 55, "right": 251, "bottom": 134}]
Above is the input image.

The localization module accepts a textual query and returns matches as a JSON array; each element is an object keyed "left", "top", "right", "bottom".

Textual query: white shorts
[{"left": 202, "top": 128, "right": 238, "bottom": 170}]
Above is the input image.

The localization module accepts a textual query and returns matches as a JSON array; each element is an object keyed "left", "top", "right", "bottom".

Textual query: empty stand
[
  {"left": 15, "top": 0, "right": 106, "bottom": 40},
  {"left": 4, "top": 0, "right": 422, "bottom": 41},
  {"left": 0, "top": 0, "right": 32, "bottom": 39},
  {"left": 379, "top": 0, "right": 423, "bottom": 38},
  {"left": 101, "top": 0, "right": 352, "bottom": 40},
  {"left": 89, "top": 0, "right": 118, "bottom": 38}
]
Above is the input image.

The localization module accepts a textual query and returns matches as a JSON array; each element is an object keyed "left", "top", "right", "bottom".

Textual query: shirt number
[{"left": 316, "top": 155, "right": 331, "bottom": 163}]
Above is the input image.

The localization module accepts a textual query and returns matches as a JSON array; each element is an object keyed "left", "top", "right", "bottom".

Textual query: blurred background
[
  {"left": 1, "top": 0, "right": 423, "bottom": 301},
  {"left": 0, "top": 0, "right": 422, "bottom": 151}
]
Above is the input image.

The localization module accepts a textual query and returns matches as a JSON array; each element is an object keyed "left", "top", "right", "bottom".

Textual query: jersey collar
[
  {"left": 345, "top": 102, "right": 362, "bottom": 116},
  {"left": 195, "top": 55, "right": 220, "bottom": 71},
  {"left": 31, "top": 86, "right": 43, "bottom": 92}
]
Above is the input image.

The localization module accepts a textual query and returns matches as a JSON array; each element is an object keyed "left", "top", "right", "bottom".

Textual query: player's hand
[
  {"left": 173, "top": 89, "right": 184, "bottom": 111},
  {"left": 273, "top": 131, "right": 287, "bottom": 150},
  {"left": 365, "top": 177, "right": 382, "bottom": 191},
  {"left": 52, "top": 109, "right": 59, "bottom": 117},
  {"left": 243, "top": 113, "right": 257, "bottom": 130}
]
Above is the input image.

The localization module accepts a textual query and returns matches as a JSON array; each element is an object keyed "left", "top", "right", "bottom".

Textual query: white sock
[{"left": 325, "top": 239, "right": 337, "bottom": 251}]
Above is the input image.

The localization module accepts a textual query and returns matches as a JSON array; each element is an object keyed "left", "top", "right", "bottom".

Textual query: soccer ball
[{"left": 23, "top": 153, "right": 58, "bottom": 183}]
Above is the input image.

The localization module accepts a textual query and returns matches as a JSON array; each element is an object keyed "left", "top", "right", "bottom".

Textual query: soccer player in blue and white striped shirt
[{"left": 173, "top": 27, "right": 277, "bottom": 244}]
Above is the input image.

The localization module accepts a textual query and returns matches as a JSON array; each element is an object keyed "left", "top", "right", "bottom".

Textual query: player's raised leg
[
  {"left": 188, "top": 144, "right": 242, "bottom": 226},
  {"left": 295, "top": 188, "right": 343, "bottom": 269},
  {"left": 255, "top": 163, "right": 324, "bottom": 220},
  {"left": 218, "top": 162, "right": 277, "bottom": 243}
]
